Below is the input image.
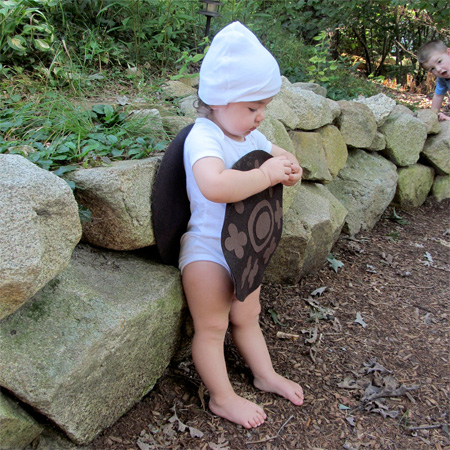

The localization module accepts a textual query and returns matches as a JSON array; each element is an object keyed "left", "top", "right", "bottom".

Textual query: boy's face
[
  {"left": 210, "top": 98, "right": 273, "bottom": 142},
  {"left": 423, "top": 48, "right": 450, "bottom": 79}
]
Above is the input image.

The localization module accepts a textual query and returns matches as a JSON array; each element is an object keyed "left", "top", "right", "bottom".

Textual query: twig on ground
[
  {"left": 407, "top": 423, "right": 448, "bottom": 431},
  {"left": 246, "top": 415, "right": 294, "bottom": 444}
]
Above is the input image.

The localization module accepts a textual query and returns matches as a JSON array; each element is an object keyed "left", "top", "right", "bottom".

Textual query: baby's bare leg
[
  {"left": 229, "top": 288, "right": 304, "bottom": 406},
  {"left": 182, "top": 262, "right": 266, "bottom": 429}
]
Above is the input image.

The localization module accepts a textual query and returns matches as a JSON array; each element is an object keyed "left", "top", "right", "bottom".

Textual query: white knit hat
[{"left": 198, "top": 22, "right": 281, "bottom": 105}]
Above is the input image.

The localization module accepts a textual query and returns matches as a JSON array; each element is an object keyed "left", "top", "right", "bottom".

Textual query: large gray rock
[
  {"left": 0, "top": 245, "right": 185, "bottom": 444},
  {"left": 326, "top": 98, "right": 341, "bottom": 121},
  {"left": 266, "top": 96, "right": 300, "bottom": 130},
  {"left": 266, "top": 182, "right": 347, "bottom": 284},
  {"left": 421, "top": 121, "right": 450, "bottom": 175},
  {"left": 416, "top": 109, "right": 441, "bottom": 135},
  {"left": 317, "top": 125, "right": 348, "bottom": 178},
  {"left": 290, "top": 81, "right": 327, "bottom": 97},
  {"left": 280, "top": 85, "right": 333, "bottom": 131},
  {"left": 25, "top": 425, "right": 90, "bottom": 450},
  {"left": 162, "top": 115, "right": 194, "bottom": 137},
  {"left": 0, "top": 392, "right": 43, "bottom": 450},
  {"left": 380, "top": 113, "right": 427, "bottom": 167},
  {"left": 355, "top": 93, "right": 396, "bottom": 126},
  {"left": 289, "top": 131, "right": 332, "bottom": 182},
  {"left": 66, "top": 157, "right": 161, "bottom": 251},
  {"left": 431, "top": 175, "right": 450, "bottom": 202},
  {"left": 336, "top": 101, "right": 377, "bottom": 149},
  {"left": 289, "top": 125, "right": 347, "bottom": 182},
  {"left": 127, "top": 108, "right": 165, "bottom": 137},
  {"left": 161, "top": 80, "right": 197, "bottom": 99},
  {"left": 367, "top": 131, "right": 386, "bottom": 151},
  {"left": 326, "top": 150, "right": 398, "bottom": 237},
  {"left": 259, "top": 117, "right": 295, "bottom": 154},
  {"left": 178, "top": 95, "right": 197, "bottom": 118},
  {"left": 0, "top": 155, "right": 81, "bottom": 320},
  {"left": 392, "top": 164, "right": 435, "bottom": 209}
]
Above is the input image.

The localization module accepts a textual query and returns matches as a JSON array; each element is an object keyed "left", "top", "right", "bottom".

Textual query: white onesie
[{"left": 178, "top": 117, "right": 272, "bottom": 274}]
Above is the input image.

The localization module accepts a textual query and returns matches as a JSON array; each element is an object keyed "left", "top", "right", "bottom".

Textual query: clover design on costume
[{"left": 224, "top": 222, "right": 248, "bottom": 259}]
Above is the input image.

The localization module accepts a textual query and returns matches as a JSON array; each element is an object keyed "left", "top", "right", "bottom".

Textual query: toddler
[
  {"left": 418, "top": 40, "right": 450, "bottom": 121},
  {"left": 178, "top": 22, "right": 304, "bottom": 429}
]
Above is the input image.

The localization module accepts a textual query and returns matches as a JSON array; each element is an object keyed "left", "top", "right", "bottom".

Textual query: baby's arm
[
  {"left": 192, "top": 155, "right": 293, "bottom": 204},
  {"left": 271, "top": 144, "right": 302, "bottom": 186}
]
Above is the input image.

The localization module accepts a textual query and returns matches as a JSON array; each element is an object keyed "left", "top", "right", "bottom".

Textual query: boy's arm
[
  {"left": 192, "top": 155, "right": 293, "bottom": 204},
  {"left": 431, "top": 93, "right": 444, "bottom": 112},
  {"left": 431, "top": 93, "right": 450, "bottom": 121}
]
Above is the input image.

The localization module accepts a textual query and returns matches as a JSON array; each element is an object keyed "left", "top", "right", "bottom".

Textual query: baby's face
[
  {"left": 423, "top": 48, "right": 450, "bottom": 79},
  {"left": 210, "top": 97, "right": 273, "bottom": 142}
]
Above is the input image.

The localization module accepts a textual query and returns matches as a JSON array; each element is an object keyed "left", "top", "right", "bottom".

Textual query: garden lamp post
[{"left": 198, "top": 0, "right": 222, "bottom": 37}]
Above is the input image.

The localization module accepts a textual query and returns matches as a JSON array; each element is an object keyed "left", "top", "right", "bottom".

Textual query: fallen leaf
[
  {"left": 364, "top": 359, "right": 391, "bottom": 374},
  {"left": 328, "top": 254, "right": 344, "bottom": 272},
  {"left": 338, "top": 377, "right": 362, "bottom": 389},
  {"left": 117, "top": 95, "right": 130, "bottom": 105},
  {"left": 346, "top": 416, "right": 356, "bottom": 426},
  {"left": 355, "top": 312, "right": 367, "bottom": 328},
  {"left": 311, "top": 286, "right": 327, "bottom": 296}
]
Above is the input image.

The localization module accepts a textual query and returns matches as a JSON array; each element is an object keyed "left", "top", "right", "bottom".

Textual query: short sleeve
[
  {"left": 435, "top": 77, "right": 450, "bottom": 96},
  {"left": 184, "top": 120, "right": 225, "bottom": 169}
]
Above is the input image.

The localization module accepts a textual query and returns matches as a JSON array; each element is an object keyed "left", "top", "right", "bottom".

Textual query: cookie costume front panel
[{"left": 221, "top": 151, "right": 283, "bottom": 301}]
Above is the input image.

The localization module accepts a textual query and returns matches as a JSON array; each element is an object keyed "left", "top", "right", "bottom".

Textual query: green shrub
[
  {"left": 0, "top": 0, "right": 56, "bottom": 65},
  {"left": 0, "top": 92, "right": 167, "bottom": 172}
]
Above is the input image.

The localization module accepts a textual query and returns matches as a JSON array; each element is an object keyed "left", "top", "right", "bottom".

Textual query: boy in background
[{"left": 418, "top": 40, "right": 450, "bottom": 121}]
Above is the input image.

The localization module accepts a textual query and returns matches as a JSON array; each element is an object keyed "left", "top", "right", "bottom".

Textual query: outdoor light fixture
[{"left": 198, "top": 0, "right": 222, "bottom": 37}]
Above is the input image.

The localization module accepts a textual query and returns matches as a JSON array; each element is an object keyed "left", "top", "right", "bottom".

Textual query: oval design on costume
[{"left": 248, "top": 199, "right": 274, "bottom": 252}]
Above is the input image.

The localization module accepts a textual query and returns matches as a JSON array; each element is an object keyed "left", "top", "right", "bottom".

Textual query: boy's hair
[{"left": 417, "top": 40, "right": 448, "bottom": 66}]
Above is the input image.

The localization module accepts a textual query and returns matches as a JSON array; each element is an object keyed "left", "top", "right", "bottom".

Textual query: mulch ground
[{"left": 90, "top": 198, "right": 449, "bottom": 450}]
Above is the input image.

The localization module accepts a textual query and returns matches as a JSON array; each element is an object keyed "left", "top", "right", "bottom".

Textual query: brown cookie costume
[{"left": 152, "top": 135, "right": 282, "bottom": 301}]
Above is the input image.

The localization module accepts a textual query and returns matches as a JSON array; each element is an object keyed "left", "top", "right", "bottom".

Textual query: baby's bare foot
[
  {"left": 254, "top": 373, "right": 304, "bottom": 405},
  {"left": 209, "top": 393, "right": 267, "bottom": 429}
]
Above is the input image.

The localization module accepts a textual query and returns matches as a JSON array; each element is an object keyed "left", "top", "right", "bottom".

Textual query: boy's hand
[
  {"left": 438, "top": 112, "right": 450, "bottom": 121},
  {"left": 259, "top": 156, "right": 293, "bottom": 186}
]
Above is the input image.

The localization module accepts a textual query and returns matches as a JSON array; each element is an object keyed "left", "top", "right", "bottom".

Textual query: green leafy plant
[
  {"left": 389, "top": 208, "right": 409, "bottom": 225},
  {"left": 0, "top": 0, "right": 56, "bottom": 64},
  {"left": 0, "top": 92, "right": 168, "bottom": 172},
  {"left": 387, "top": 230, "right": 400, "bottom": 241},
  {"left": 170, "top": 39, "right": 209, "bottom": 81},
  {"left": 306, "top": 31, "right": 339, "bottom": 84}
]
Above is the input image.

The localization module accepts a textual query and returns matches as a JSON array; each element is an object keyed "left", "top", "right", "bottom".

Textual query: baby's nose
[{"left": 256, "top": 111, "right": 266, "bottom": 122}]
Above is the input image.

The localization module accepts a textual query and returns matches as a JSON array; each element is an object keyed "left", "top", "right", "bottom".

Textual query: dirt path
[{"left": 90, "top": 198, "right": 449, "bottom": 450}]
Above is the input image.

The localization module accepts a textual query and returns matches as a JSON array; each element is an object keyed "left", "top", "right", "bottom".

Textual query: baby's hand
[
  {"left": 259, "top": 156, "right": 292, "bottom": 186},
  {"left": 283, "top": 162, "right": 302, "bottom": 186},
  {"left": 438, "top": 112, "right": 450, "bottom": 121}
]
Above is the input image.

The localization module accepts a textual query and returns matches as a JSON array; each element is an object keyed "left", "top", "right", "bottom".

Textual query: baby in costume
[{"left": 179, "top": 22, "right": 304, "bottom": 429}]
